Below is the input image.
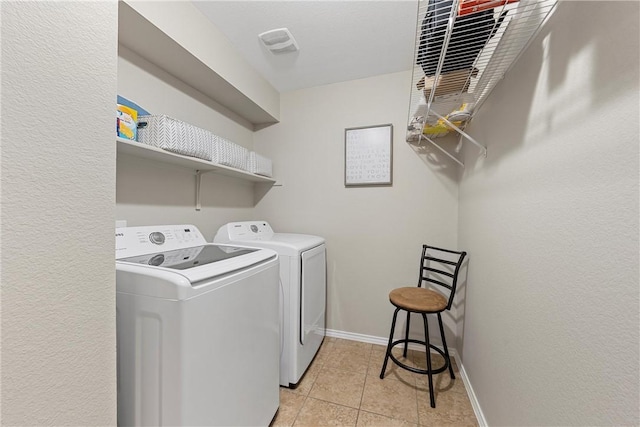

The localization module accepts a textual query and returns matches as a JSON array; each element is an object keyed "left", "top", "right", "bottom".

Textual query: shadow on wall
[
  {"left": 544, "top": 2, "right": 639, "bottom": 108},
  {"left": 463, "top": 1, "right": 639, "bottom": 171},
  {"left": 454, "top": 257, "right": 470, "bottom": 362},
  {"left": 401, "top": 256, "right": 470, "bottom": 358},
  {"left": 254, "top": 181, "right": 274, "bottom": 204},
  {"left": 408, "top": 136, "right": 464, "bottom": 184},
  {"left": 402, "top": 309, "right": 458, "bottom": 357},
  {"left": 116, "top": 155, "right": 255, "bottom": 209}
]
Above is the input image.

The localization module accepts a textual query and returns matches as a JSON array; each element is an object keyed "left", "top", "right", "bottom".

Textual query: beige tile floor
[{"left": 271, "top": 337, "right": 479, "bottom": 427}]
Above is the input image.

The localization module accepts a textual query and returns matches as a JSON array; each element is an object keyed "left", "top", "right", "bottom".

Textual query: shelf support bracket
[
  {"left": 420, "top": 135, "right": 464, "bottom": 168},
  {"left": 430, "top": 111, "right": 487, "bottom": 157},
  {"left": 195, "top": 170, "right": 214, "bottom": 211}
]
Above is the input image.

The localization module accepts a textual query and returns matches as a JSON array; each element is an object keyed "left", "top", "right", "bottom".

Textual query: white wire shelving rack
[{"left": 406, "top": 0, "right": 557, "bottom": 167}]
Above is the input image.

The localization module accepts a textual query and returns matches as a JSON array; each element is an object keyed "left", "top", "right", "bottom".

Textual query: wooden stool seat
[{"left": 389, "top": 287, "right": 448, "bottom": 313}]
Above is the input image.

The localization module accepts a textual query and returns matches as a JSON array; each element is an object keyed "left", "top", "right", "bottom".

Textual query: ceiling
[{"left": 192, "top": 1, "right": 419, "bottom": 93}]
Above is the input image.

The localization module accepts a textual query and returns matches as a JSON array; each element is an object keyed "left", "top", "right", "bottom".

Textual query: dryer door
[{"left": 300, "top": 244, "right": 326, "bottom": 345}]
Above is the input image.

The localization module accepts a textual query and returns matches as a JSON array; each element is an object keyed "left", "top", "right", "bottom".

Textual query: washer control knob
[
  {"left": 149, "top": 232, "right": 165, "bottom": 245},
  {"left": 148, "top": 254, "right": 165, "bottom": 266},
  {"left": 250, "top": 225, "right": 259, "bottom": 233}
]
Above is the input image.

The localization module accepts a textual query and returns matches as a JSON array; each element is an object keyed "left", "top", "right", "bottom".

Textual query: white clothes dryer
[
  {"left": 116, "top": 224, "right": 280, "bottom": 426},
  {"left": 214, "top": 221, "right": 326, "bottom": 388}
]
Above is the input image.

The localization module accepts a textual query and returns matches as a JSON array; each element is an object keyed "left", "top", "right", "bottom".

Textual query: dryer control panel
[
  {"left": 215, "top": 221, "right": 275, "bottom": 243},
  {"left": 116, "top": 224, "right": 206, "bottom": 258}
]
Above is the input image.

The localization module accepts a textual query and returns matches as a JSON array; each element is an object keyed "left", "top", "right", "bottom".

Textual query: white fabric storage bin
[
  {"left": 137, "top": 115, "right": 213, "bottom": 161},
  {"left": 213, "top": 137, "right": 250, "bottom": 171},
  {"left": 248, "top": 152, "right": 273, "bottom": 177}
]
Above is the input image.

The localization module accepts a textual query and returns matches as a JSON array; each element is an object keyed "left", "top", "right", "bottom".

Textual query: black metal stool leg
[
  {"left": 380, "top": 307, "right": 401, "bottom": 379},
  {"left": 403, "top": 311, "right": 411, "bottom": 358},
  {"left": 422, "top": 313, "right": 436, "bottom": 408},
  {"left": 437, "top": 312, "right": 455, "bottom": 379}
]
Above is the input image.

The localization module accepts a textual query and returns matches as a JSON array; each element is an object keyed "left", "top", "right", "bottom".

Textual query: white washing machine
[
  {"left": 214, "top": 221, "right": 326, "bottom": 388},
  {"left": 116, "top": 224, "right": 280, "bottom": 426}
]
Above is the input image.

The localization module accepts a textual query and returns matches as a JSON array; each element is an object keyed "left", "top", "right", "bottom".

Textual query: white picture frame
[{"left": 344, "top": 124, "right": 393, "bottom": 186}]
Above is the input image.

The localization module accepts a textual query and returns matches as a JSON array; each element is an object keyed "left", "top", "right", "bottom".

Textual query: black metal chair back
[{"left": 417, "top": 245, "right": 467, "bottom": 310}]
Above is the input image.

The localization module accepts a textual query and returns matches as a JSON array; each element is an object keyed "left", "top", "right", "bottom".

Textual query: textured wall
[
  {"left": 458, "top": 2, "right": 639, "bottom": 425},
  {"left": 254, "top": 71, "right": 461, "bottom": 341},
  {"left": 1, "top": 1, "right": 118, "bottom": 425}
]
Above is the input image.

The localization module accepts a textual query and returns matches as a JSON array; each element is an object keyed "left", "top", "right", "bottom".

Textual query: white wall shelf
[
  {"left": 117, "top": 137, "right": 275, "bottom": 184},
  {"left": 117, "top": 137, "right": 275, "bottom": 210}
]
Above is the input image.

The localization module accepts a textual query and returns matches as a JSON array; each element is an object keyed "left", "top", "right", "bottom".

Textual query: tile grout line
[
  {"left": 304, "top": 395, "right": 362, "bottom": 411},
  {"left": 357, "top": 345, "right": 375, "bottom": 424},
  {"left": 411, "top": 349, "right": 422, "bottom": 427},
  {"left": 368, "top": 341, "right": 424, "bottom": 426},
  {"left": 289, "top": 394, "right": 306, "bottom": 427},
  {"left": 286, "top": 338, "right": 330, "bottom": 427},
  {"left": 291, "top": 338, "right": 366, "bottom": 426}
]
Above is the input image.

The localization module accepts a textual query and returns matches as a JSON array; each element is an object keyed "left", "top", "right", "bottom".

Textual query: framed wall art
[{"left": 344, "top": 124, "right": 393, "bottom": 186}]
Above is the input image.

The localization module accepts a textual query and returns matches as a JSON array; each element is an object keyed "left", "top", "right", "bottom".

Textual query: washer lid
[
  {"left": 118, "top": 244, "right": 256, "bottom": 270},
  {"left": 117, "top": 243, "right": 278, "bottom": 294}
]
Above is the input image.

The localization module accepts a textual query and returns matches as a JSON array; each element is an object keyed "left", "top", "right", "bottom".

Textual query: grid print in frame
[{"left": 344, "top": 124, "right": 393, "bottom": 186}]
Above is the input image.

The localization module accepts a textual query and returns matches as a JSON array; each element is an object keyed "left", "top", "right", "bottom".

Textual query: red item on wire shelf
[{"left": 458, "top": 0, "right": 518, "bottom": 16}]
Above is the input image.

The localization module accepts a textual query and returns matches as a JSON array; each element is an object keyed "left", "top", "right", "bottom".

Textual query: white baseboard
[
  {"left": 455, "top": 360, "right": 488, "bottom": 427},
  {"left": 324, "top": 328, "right": 487, "bottom": 427},
  {"left": 325, "top": 328, "right": 389, "bottom": 347},
  {"left": 325, "top": 328, "right": 443, "bottom": 352}
]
